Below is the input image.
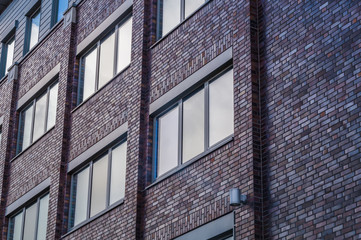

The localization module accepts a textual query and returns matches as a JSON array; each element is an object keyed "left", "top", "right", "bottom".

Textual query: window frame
[
  {"left": 24, "top": 6, "right": 41, "bottom": 54},
  {"left": 16, "top": 80, "right": 59, "bottom": 154},
  {"left": 0, "top": 35, "right": 15, "bottom": 78},
  {"left": 68, "top": 137, "right": 127, "bottom": 231},
  {"left": 77, "top": 14, "right": 132, "bottom": 105},
  {"left": 51, "top": 0, "right": 68, "bottom": 26},
  {"left": 156, "top": 0, "right": 209, "bottom": 39},
  {"left": 7, "top": 192, "right": 49, "bottom": 240},
  {"left": 152, "top": 66, "right": 234, "bottom": 181}
]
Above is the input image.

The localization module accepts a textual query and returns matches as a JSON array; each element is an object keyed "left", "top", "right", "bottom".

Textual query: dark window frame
[
  {"left": 68, "top": 137, "right": 127, "bottom": 230},
  {"left": 152, "top": 65, "right": 233, "bottom": 181},
  {"left": 51, "top": 0, "right": 68, "bottom": 26},
  {"left": 24, "top": 6, "right": 41, "bottom": 54},
  {"left": 77, "top": 14, "right": 132, "bottom": 105},
  {"left": 0, "top": 35, "right": 15, "bottom": 78},
  {"left": 7, "top": 192, "right": 49, "bottom": 240},
  {"left": 16, "top": 80, "right": 59, "bottom": 154}
]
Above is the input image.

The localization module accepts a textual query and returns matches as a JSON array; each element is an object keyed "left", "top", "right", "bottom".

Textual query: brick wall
[{"left": 264, "top": 0, "right": 361, "bottom": 239}]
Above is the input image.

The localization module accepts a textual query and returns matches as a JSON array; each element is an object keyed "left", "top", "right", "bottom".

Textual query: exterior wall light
[{"left": 229, "top": 188, "right": 247, "bottom": 206}]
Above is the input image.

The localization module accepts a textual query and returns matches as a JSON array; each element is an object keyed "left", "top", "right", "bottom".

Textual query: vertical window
[
  {"left": 8, "top": 193, "right": 49, "bottom": 240},
  {"left": 17, "top": 81, "right": 59, "bottom": 154},
  {"left": 53, "top": 0, "right": 68, "bottom": 24},
  {"left": 78, "top": 16, "right": 132, "bottom": 104},
  {"left": 1, "top": 36, "right": 15, "bottom": 77},
  {"left": 69, "top": 140, "right": 127, "bottom": 229},
  {"left": 157, "top": 0, "right": 207, "bottom": 38},
  {"left": 154, "top": 68, "right": 233, "bottom": 179},
  {"left": 28, "top": 8, "right": 41, "bottom": 51}
]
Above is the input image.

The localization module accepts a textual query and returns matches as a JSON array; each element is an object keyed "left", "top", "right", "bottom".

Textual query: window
[
  {"left": 25, "top": 7, "right": 41, "bottom": 53},
  {"left": 53, "top": 0, "right": 68, "bottom": 25},
  {"left": 77, "top": 16, "right": 132, "bottom": 104},
  {"left": 154, "top": 68, "right": 233, "bottom": 179},
  {"left": 69, "top": 140, "right": 127, "bottom": 229},
  {"left": 1, "top": 36, "right": 15, "bottom": 77},
  {"left": 17, "top": 81, "right": 59, "bottom": 154},
  {"left": 157, "top": 0, "right": 207, "bottom": 38},
  {"left": 7, "top": 193, "right": 49, "bottom": 240}
]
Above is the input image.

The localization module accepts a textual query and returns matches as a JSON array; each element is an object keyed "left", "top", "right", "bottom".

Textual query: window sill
[
  {"left": 61, "top": 199, "right": 124, "bottom": 238},
  {"left": 71, "top": 64, "right": 130, "bottom": 113},
  {"left": 11, "top": 126, "right": 55, "bottom": 162},
  {"left": 146, "top": 134, "right": 234, "bottom": 190},
  {"left": 150, "top": 0, "right": 212, "bottom": 50},
  {"left": 0, "top": 73, "right": 8, "bottom": 84}
]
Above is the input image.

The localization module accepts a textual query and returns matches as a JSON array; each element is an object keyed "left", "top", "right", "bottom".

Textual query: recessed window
[
  {"left": 1, "top": 36, "right": 15, "bottom": 77},
  {"left": 78, "top": 16, "right": 132, "bottom": 104},
  {"left": 157, "top": 0, "right": 207, "bottom": 38},
  {"left": 7, "top": 193, "right": 49, "bottom": 240},
  {"left": 53, "top": 0, "right": 68, "bottom": 25},
  {"left": 154, "top": 68, "right": 233, "bottom": 179},
  {"left": 69, "top": 140, "right": 127, "bottom": 229},
  {"left": 25, "top": 7, "right": 41, "bottom": 54},
  {"left": 16, "top": 81, "right": 59, "bottom": 154}
]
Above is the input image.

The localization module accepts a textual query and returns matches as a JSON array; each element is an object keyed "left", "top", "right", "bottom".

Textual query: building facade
[{"left": 0, "top": 0, "right": 360, "bottom": 239}]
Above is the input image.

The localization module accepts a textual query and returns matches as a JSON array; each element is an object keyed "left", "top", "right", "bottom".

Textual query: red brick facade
[{"left": 0, "top": 0, "right": 359, "bottom": 239}]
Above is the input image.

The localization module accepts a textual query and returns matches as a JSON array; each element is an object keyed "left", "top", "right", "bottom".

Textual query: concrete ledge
[
  {"left": 149, "top": 47, "right": 232, "bottom": 115},
  {"left": 17, "top": 63, "right": 60, "bottom": 110},
  {"left": 5, "top": 178, "right": 50, "bottom": 216},
  {"left": 68, "top": 122, "right": 128, "bottom": 172},
  {"left": 76, "top": 0, "right": 132, "bottom": 56}
]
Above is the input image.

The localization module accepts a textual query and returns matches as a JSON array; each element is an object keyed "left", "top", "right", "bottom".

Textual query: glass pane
[
  {"left": 9, "top": 212, "right": 23, "bottom": 240},
  {"left": 47, "top": 83, "right": 58, "bottom": 130},
  {"left": 182, "top": 89, "right": 204, "bottom": 162},
  {"left": 90, "top": 155, "right": 108, "bottom": 217},
  {"left": 162, "top": 0, "right": 181, "bottom": 36},
  {"left": 117, "top": 17, "right": 132, "bottom": 73},
  {"left": 109, "top": 142, "right": 127, "bottom": 205},
  {"left": 98, "top": 32, "right": 115, "bottom": 89},
  {"left": 209, "top": 70, "right": 234, "bottom": 146},
  {"left": 23, "top": 202, "right": 37, "bottom": 240},
  {"left": 29, "top": 10, "right": 40, "bottom": 50},
  {"left": 158, "top": 106, "right": 179, "bottom": 176},
  {"left": 21, "top": 104, "right": 34, "bottom": 151},
  {"left": 5, "top": 38, "right": 15, "bottom": 74},
  {"left": 36, "top": 194, "right": 49, "bottom": 240},
  {"left": 82, "top": 48, "right": 97, "bottom": 101},
  {"left": 185, "top": 0, "right": 205, "bottom": 18},
  {"left": 74, "top": 166, "right": 89, "bottom": 226},
  {"left": 32, "top": 93, "right": 47, "bottom": 142},
  {"left": 56, "top": 0, "right": 68, "bottom": 22}
]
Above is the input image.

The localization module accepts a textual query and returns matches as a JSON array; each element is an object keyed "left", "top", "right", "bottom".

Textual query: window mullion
[
  {"left": 180, "top": 0, "right": 185, "bottom": 21},
  {"left": 114, "top": 26, "right": 119, "bottom": 76},
  {"left": 106, "top": 149, "right": 112, "bottom": 207},
  {"left": 30, "top": 99, "right": 36, "bottom": 144},
  {"left": 95, "top": 42, "right": 101, "bottom": 91},
  {"left": 20, "top": 208, "right": 26, "bottom": 240},
  {"left": 204, "top": 82, "right": 209, "bottom": 150},
  {"left": 33, "top": 198, "right": 40, "bottom": 240},
  {"left": 178, "top": 101, "right": 183, "bottom": 166},
  {"left": 87, "top": 162, "right": 93, "bottom": 220}
]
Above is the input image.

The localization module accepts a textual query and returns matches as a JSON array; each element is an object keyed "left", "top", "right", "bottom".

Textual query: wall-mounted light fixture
[{"left": 229, "top": 188, "right": 247, "bottom": 206}]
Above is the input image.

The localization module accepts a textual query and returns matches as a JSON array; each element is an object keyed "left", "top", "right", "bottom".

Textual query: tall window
[
  {"left": 8, "top": 193, "right": 49, "bottom": 240},
  {"left": 157, "top": 0, "right": 207, "bottom": 38},
  {"left": 17, "top": 81, "right": 59, "bottom": 154},
  {"left": 53, "top": 0, "right": 68, "bottom": 25},
  {"left": 1, "top": 36, "right": 15, "bottom": 77},
  {"left": 154, "top": 69, "right": 233, "bottom": 178},
  {"left": 78, "top": 16, "right": 132, "bottom": 104},
  {"left": 69, "top": 140, "right": 127, "bottom": 229},
  {"left": 25, "top": 7, "right": 41, "bottom": 53}
]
